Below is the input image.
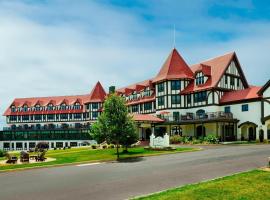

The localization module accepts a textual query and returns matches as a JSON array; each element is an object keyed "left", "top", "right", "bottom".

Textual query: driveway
[{"left": 0, "top": 144, "right": 269, "bottom": 200}]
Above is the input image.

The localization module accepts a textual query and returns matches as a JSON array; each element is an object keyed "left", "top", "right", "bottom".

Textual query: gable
[{"left": 217, "top": 55, "right": 248, "bottom": 90}]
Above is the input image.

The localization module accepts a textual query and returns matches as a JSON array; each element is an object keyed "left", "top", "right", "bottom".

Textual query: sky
[{"left": 0, "top": 0, "right": 270, "bottom": 128}]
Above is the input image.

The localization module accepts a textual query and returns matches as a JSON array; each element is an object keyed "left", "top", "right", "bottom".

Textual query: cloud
[{"left": 0, "top": 0, "right": 269, "bottom": 128}]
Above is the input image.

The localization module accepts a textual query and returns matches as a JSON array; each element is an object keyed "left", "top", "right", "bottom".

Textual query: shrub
[
  {"left": 204, "top": 134, "right": 219, "bottom": 144},
  {"left": 35, "top": 142, "right": 49, "bottom": 151},
  {"left": 170, "top": 135, "right": 182, "bottom": 144},
  {"left": 109, "top": 144, "right": 115, "bottom": 149},
  {"left": 181, "top": 136, "right": 191, "bottom": 144},
  {"left": 0, "top": 149, "right": 6, "bottom": 157},
  {"left": 192, "top": 139, "right": 202, "bottom": 144},
  {"left": 102, "top": 145, "right": 108, "bottom": 149},
  {"left": 91, "top": 144, "right": 97, "bottom": 149}
]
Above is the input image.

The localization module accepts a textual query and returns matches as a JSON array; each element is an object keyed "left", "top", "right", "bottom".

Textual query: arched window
[{"left": 196, "top": 109, "right": 206, "bottom": 118}]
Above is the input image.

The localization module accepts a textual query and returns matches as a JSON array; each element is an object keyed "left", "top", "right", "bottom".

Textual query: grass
[
  {"left": 0, "top": 146, "right": 198, "bottom": 172},
  {"left": 133, "top": 170, "right": 270, "bottom": 200}
]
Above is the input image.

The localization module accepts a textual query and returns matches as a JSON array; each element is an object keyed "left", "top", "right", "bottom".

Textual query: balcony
[
  {"left": 158, "top": 111, "right": 234, "bottom": 124},
  {"left": 3, "top": 123, "right": 90, "bottom": 131}
]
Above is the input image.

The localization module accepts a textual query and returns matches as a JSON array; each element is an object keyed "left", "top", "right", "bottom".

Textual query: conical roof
[
  {"left": 88, "top": 81, "right": 107, "bottom": 102},
  {"left": 152, "top": 48, "right": 194, "bottom": 83}
]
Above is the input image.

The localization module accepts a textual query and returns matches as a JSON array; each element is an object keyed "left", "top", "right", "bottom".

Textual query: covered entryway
[
  {"left": 196, "top": 125, "right": 206, "bottom": 138},
  {"left": 259, "top": 129, "right": 264, "bottom": 142},
  {"left": 239, "top": 121, "right": 258, "bottom": 141}
]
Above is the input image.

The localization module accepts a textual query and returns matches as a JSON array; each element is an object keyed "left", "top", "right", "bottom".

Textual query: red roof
[
  {"left": 220, "top": 86, "right": 262, "bottom": 104},
  {"left": 152, "top": 48, "right": 194, "bottom": 83},
  {"left": 181, "top": 52, "right": 244, "bottom": 94},
  {"left": 132, "top": 114, "right": 164, "bottom": 123},
  {"left": 87, "top": 81, "right": 107, "bottom": 103},
  {"left": 3, "top": 81, "right": 107, "bottom": 116},
  {"left": 126, "top": 95, "right": 155, "bottom": 106},
  {"left": 117, "top": 79, "right": 153, "bottom": 94}
]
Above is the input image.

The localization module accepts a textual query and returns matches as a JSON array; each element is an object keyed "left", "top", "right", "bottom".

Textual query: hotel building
[{"left": 0, "top": 48, "right": 270, "bottom": 150}]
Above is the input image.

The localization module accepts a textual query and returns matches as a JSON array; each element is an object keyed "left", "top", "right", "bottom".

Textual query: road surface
[{"left": 0, "top": 144, "right": 269, "bottom": 200}]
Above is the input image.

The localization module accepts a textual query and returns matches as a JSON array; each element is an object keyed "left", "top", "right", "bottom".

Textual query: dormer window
[
  {"left": 11, "top": 106, "right": 16, "bottom": 112},
  {"left": 23, "top": 105, "right": 28, "bottom": 112},
  {"left": 60, "top": 104, "right": 67, "bottom": 110},
  {"left": 74, "top": 103, "right": 81, "bottom": 110},
  {"left": 195, "top": 72, "right": 205, "bottom": 85},
  {"left": 35, "top": 105, "right": 41, "bottom": 111},
  {"left": 47, "top": 104, "right": 54, "bottom": 111}
]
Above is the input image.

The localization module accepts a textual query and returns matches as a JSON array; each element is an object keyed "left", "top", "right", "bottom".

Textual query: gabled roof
[
  {"left": 87, "top": 81, "right": 107, "bottom": 103},
  {"left": 152, "top": 48, "right": 194, "bottom": 83},
  {"left": 117, "top": 79, "right": 153, "bottom": 94},
  {"left": 220, "top": 86, "right": 261, "bottom": 104},
  {"left": 3, "top": 81, "right": 107, "bottom": 116},
  {"left": 181, "top": 52, "right": 249, "bottom": 94}
]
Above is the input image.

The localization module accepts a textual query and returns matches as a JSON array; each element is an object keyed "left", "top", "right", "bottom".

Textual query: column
[{"left": 151, "top": 124, "right": 155, "bottom": 136}]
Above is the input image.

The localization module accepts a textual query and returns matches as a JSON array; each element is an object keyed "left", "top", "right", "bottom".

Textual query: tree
[
  {"left": 120, "top": 116, "right": 138, "bottom": 153},
  {"left": 91, "top": 93, "right": 137, "bottom": 159}
]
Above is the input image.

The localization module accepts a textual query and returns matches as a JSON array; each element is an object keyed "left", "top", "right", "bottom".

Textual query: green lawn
[
  {"left": 0, "top": 147, "right": 198, "bottom": 172},
  {"left": 133, "top": 170, "right": 270, "bottom": 200}
]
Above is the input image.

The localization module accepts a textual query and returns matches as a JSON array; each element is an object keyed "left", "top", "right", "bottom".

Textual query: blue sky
[{"left": 0, "top": 0, "right": 270, "bottom": 127}]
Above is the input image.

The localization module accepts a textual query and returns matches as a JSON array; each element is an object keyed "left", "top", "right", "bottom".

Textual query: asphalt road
[{"left": 0, "top": 144, "right": 270, "bottom": 200}]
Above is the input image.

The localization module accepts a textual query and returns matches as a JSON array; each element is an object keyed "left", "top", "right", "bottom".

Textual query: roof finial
[{"left": 173, "top": 24, "right": 176, "bottom": 49}]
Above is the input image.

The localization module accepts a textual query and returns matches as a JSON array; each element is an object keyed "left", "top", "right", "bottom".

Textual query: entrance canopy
[{"left": 131, "top": 114, "right": 164, "bottom": 123}]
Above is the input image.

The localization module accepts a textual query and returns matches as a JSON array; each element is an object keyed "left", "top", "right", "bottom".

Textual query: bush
[
  {"left": 102, "top": 145, "right": 108, "bottom": 149},
  {"left": 91, "top": 144, "right": 97, "bottom": 149},
  {"left": 35, "top": 142, "right": 49, "bottom": 152},
  {"left": 109, "top": 144, "right": 115, "bottom": 149},
  {"left": 204, "top": 134, "right": 219, "bottom": 144},
  {"left": 192, "top": 139, "right": 202, "bottom": 144},
  {"left": 170, "top": 135, "right": 182, "bottom": 144},
  {"left": 0, "top": 149, "right": 6, "bottom": 157},
  {"left": 181, "top": 136, "right": 191, "bottom": 144}
]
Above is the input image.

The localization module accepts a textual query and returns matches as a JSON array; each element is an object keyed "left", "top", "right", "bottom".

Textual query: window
[
  {"left": 74, "top": 113, "right": 82, "bottom": 119},
  {"left": 230, "top": 77, "right": 235, "bottom": 86},
  {"left": 22, "top": 115, "right": 29, "bottom": 121},
  {"left": 157, "top": 83, "right": 164, "bottom": 92},
  {"left": 47, "top": 114, "right": 54, "bottom": 120},
  {"left": 35, "top": 115, "right": 42, "bottom": 120},
  {"left": 224, "top": 106, "right": 231, "bottom": 113},
  {"left": 143, "top": 88, "right": 151, "bottom": 96},
  {"left": 131, "top": 105, "right": 138, "bottom": 112},
  {"left": 47, "top": 104, "right": 54, "bottom": 111},
  {"left": 194, "top": 91, "right": 207, "bottom": 103},
  {"left": 171, "top": 95, "right": 181, "bottom": 104},
  {"left": 225, "top": 75, "right": 228, "bottom": 84},
  {"left": 23, "top": 106, "right": 28, "bottom": 112},
  {"left": 242, "top": 104, "right": 249, "bottom": 112},
  {"left": 195, "top": 73, "right": 204, "bottom": 85},
  {"left": 60, "top": 114, "right": 68, "bottom": 119},
  {"left": 187, "top": 94, "right": 191, "bottom": 104},
  {"left": 60, "top": 104, "right": 67, "bottom": 110},
  {"left": 92, "top": 111, "right": 98, "bottom": 118},
  {"left": 157, "top": 97, "right": 165, "bottom": 106},
  {"left": 35, "top": 105, "right": 41, "bottom": 111},
  {"left": 92, "top": 103, "right": 98, "bottom": 109},
  {"left": 73, "top": 103, "right": 81, "bottom": 110},
  {"left": 11, "top": 106, "right": 16, "bottom": 112},
  {"left": 173, "top": 112, "right": 179, "bottom": 121},
  {"left": 144, "top": 102, "right": 152, "bottom": 110},
  {"left": 171, "top": 80, "right": 181, "bottom": 90},
  {"left": 237, "top": 79, "right": 240, "bottom": 87}
]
